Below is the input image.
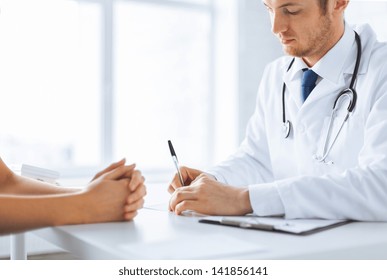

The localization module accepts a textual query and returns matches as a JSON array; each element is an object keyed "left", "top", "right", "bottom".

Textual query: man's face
[{"left": 263, "top": 0, "right": 334, "bottom": 64}]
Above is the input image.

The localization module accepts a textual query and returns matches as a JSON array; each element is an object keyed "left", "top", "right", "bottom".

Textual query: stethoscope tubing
[
  {"left": 281, "top": 31, "right": 361, "bottom": 132},
  {"left": 281, "top": 31, "right": 361, "bottom": 163}
]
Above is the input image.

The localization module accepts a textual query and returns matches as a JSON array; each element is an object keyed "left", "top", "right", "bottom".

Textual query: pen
[{"left": 168, "top": 140, "right": 184, "bottom": 186}]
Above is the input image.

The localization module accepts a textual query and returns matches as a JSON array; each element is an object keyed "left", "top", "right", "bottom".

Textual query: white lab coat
[{"left": 209, "top": 24, "right": 387, "bottom": 221}]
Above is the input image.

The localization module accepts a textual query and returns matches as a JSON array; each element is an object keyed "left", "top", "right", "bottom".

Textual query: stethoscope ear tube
[
  {"left": 282, "top": 58, "right": 295, "bottom": 139},
  {"left": 281, "top": 31, "right": 361, "bottom": 141}
]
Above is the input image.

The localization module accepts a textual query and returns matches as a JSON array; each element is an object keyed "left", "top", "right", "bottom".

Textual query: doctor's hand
[
  {"left": 169, "top": 173, "right": 253, "bottom": 216},
  {"left": 168, "top": 166, "right": 204, "bottom": 193}
]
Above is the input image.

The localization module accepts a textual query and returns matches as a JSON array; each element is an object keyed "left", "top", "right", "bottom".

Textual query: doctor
[{"left": 168, "top": 0, "right": 387, "bottom": 221}]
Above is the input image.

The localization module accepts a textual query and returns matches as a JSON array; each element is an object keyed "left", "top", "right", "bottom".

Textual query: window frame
[{"left": 66, "top": 0, "right": 218, "bottom": 177}]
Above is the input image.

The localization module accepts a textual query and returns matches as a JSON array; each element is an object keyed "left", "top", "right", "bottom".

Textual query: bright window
[
  {"left": 0, "top": 0, "right": 102, "bottom": 169},
  {"left": 0, "top": 0, "right": 237, "bottom": 179},
  {"left": 114, "top": 1, "right": 212, "bottom": 172}
]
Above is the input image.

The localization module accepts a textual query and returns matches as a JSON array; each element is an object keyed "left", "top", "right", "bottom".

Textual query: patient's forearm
[
  {"left": 3, "top": 173, "right": 80, "bottom": 195},
  {"left": 0, "top": 193, "right": 85, "bottom": 235},
  {"left": 0, "top": 158, "right": 80, "bottom": 195}
]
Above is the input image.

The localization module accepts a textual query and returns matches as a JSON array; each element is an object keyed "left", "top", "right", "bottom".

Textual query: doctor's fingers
[
  {"left": 174, "top": 200, "right": 204, "bottom": 215},
  {"left": 128, "top": 170, "right": 145, "bottom": 192},
  {"left": 191, "top": 174, "right": 205, "bottom": 185},
  {"left": 191, "top": 173, "right": 215, "bottom": 185},
  {"left": 168, "top": 173, "right": 185, "bottom": 193},
  {"left": 168, "top": 166, "right": 204, "bottom": 193},
  {"left": 126, "top": 184, "right": 147, "bottom": 204},
  {"left": 169, "top": 187, "right": 198, "bottom": 211}
]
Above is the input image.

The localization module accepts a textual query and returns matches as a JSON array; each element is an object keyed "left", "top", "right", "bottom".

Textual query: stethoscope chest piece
[{"left": 283, "top": 120, "right": 291, "bottom": 138}]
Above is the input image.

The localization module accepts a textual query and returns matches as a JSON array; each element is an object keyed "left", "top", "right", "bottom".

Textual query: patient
[{"left": 0, "top": 157, "right": 146, "bottom": 235}]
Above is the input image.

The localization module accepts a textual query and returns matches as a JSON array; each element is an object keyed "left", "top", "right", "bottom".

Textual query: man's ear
[{"left": 333, "top": 0, "right": 350, "bottom": 13}]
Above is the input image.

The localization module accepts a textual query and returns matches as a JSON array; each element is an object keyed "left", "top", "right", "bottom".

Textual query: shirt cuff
[{"left": 248, "top": 183, "right": 285, "bottom": 216}]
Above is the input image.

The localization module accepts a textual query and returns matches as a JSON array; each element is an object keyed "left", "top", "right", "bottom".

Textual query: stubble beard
[{"left": 283, "top": 15, "right": 333, "bottom": 59}]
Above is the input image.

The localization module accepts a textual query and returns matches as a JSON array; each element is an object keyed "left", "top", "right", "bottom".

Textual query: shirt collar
[{"left": 286, "top": 22, "right": 354, "bottom": 85}]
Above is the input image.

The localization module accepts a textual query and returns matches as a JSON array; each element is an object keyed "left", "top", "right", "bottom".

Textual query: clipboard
[{"left": 199, "top": 216, "right": 350, "bottom": 235}]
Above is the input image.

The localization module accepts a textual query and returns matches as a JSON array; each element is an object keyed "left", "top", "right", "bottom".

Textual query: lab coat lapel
[
  {"left": 303, "top": 76, "right": 346, "bottom": 106},
  {"left": 283, "top": 76, "right": 303, "bottom": 109},
  {"left": 282, "top": 59, "right": 304, "bottom": 109}
]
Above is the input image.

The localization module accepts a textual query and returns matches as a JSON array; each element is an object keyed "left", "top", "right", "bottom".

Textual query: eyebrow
[{"left": 263, "top": 1, "right": 303, "bottom": 9}]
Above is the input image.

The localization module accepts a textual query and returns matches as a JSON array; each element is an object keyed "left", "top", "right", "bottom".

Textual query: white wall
[{"left": 237, "top": 0, "right": 282, "bottom": 142}]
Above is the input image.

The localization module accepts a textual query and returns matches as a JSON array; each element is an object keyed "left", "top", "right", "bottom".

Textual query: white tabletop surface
[{"left": 32, "top": 184, "right": 387, "bottom": 260}]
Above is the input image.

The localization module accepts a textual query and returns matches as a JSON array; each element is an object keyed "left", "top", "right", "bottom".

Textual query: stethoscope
[{"left": 282, "top": 31, "right": 362, "bottom": 164}]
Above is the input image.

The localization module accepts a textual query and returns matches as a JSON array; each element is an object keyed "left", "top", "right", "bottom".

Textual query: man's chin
[{"left": 283, "top": 46, "right": 303, "bottom": 58}]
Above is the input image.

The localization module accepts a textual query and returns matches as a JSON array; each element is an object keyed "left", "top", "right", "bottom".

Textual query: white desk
[
  {"left": 14, "top": 183, "right": 387, "bottom": 259},
  {"left": 31, "top": 207, "right": 387, "bottom": 260}
]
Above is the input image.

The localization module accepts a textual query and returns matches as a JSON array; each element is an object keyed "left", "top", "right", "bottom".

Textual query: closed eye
[{"left": 283, "top": 8, "right": 302, "bottom": 15}]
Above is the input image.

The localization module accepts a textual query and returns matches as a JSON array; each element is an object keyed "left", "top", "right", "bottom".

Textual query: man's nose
[{"left": 271, "top": 13, "right": 288, "bottom": 35}]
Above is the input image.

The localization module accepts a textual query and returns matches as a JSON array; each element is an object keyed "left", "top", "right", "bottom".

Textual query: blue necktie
[{"left": 301, "top": 69, "right": 318, "bottom": 101}]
